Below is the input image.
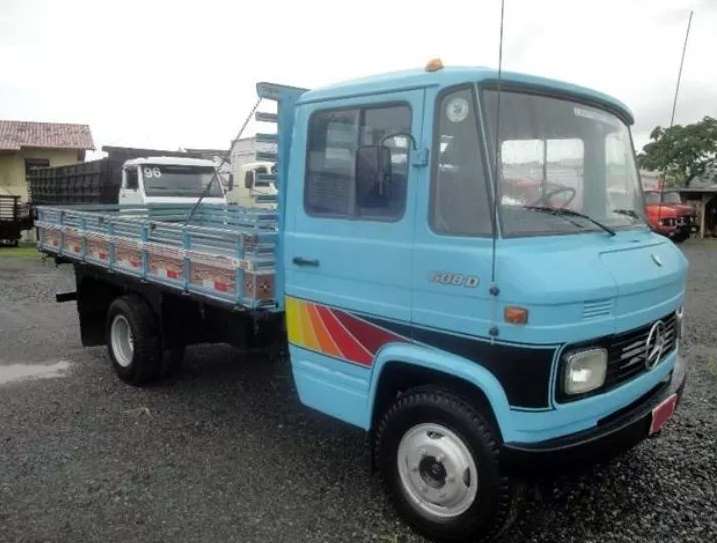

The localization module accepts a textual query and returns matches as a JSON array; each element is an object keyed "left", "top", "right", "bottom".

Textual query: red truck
[{"left": 644, "top": 190, "right": 696, "bottom": 242}]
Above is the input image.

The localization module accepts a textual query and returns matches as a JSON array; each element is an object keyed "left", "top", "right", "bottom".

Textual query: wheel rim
[
  {"left": 397, "top": 423, "right": 478, "bottom": 519},
  {"left": 111, "top": 314, "right": 134, "bottom": 368}
]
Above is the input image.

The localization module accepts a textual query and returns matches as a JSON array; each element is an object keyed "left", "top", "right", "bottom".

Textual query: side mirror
[
  {"left": 226, "top": 173, "right": 234, "bottom": 191},
  {"left": 355, "top": 145, "right": 392, "bottom": 208},
  {"left": 244, "top": 170, "right": 254, "bottom": 189}
]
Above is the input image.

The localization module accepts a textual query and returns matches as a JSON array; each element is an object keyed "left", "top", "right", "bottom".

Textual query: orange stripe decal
[
  {"left": 298, "top": 299, "right": 321, "bottom": 351},
  {"left": 307, "top": 303, "right": 343, "bottom": 358}
]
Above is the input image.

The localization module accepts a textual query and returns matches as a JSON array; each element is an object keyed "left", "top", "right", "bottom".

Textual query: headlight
[{"left": 563, "top": 348, "right": 607, "bottom": 395}]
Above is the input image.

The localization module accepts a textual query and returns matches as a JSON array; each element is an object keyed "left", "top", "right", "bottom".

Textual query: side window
[
  {"left": 431, "top": 88, "right": 492, "bottom": 236},
  {"left": 125, "top": 168, "right": 138, "bottom": 190},
  {"left": 24, "top": 158, "right": 50, "bottom": 178},
  {"left": 244, "top": 170, "right": 254, "bottom": 189},
  {"left": 305, "top": 104, "right": 411, "bottom": 220}
]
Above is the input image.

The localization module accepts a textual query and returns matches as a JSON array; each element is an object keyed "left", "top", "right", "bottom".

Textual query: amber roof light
[{"left": 425, "top": 58, "right": 444, "bottom": 72}]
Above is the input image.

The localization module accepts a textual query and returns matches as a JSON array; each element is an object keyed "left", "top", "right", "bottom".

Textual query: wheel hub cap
[
  {"left": 397, "top": 423, "right": 478, "bottom": 519},
  {"left": 111, "top": 315, "right": 134, "bottom": 368}
]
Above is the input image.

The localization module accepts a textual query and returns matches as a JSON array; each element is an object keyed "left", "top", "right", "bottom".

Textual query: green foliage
[
  {"left": 0, "top": 243, "right": 39, "bottom": 258},
  {"left": 637, "top": 116, "right": 717, "bottom": 186}
]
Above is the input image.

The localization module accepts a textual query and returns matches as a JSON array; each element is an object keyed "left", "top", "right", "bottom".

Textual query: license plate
[{"left": 649, "top": 394, "right": 678, "bottom": 435}]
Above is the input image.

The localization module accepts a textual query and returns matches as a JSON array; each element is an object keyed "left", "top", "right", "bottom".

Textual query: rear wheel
[
  {"left": 106, "top": 295, "right": 161, "bottom": 385},
  {"left": 375, "top": 387, "right": 517, "bottom": 542}
]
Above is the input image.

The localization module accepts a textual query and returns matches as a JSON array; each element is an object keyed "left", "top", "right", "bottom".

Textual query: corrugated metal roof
[{"left": 0, "top": 120, "right": 94, "bottom": 151}]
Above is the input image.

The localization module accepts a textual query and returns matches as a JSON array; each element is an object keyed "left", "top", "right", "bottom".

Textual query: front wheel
[{"left": 374, "top": 387, "right": 517, "bottom": 542}]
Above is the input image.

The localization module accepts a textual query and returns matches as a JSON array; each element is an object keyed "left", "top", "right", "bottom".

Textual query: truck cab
[
  {"left": 120, "top": 156, "right": 228, "bottom": 205},
  {"left": 224, "top": 161, "right": 277, "bottom": 208},
  {"left": 278, "top": 66, "right": 687, "bottom": 538},
  {"left": 644, "top": 190, "right": 695, "bottom": 241}
]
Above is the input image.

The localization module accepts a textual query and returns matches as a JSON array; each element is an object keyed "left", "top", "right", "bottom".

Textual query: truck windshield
[
  {"left": 482, "top": 90, "right": 645, "bottom": 237},
  {"left": 645, "top": 192, "right": 661, "bottom": 205},
  {"left": 141, "top": 165, "right": 223, "bottom": 198},
  {"left": 662, "top": 192, "right": 683, "bottom": 204}
]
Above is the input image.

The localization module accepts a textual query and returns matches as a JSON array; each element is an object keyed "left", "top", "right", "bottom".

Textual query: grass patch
[{"left": 0, "top": 243, "right": 41, "bottom": 258}]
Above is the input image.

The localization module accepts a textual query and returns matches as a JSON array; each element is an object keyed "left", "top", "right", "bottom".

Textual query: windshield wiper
[{"left": 524, "top": 206, "right": 616, "bottom": 236}]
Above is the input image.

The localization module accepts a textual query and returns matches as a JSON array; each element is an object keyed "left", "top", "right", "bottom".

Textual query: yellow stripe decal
[{"left": 285, "top": 296, "right": 304, "bottom": 346}]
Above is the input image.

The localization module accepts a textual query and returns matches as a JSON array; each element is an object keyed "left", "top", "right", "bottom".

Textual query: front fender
[{"left": 368, "top": 342, "right": 513, "bottom": 438}]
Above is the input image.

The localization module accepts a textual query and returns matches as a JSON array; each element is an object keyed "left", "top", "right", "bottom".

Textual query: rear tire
[
  {"left": 106, "top": 295, "right": 161, "bottom": 385},
  {"left": 374, "top": 387, "right": 517, "bottom": 542}
]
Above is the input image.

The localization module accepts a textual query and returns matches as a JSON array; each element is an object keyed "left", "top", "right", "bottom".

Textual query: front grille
[
  {"left": 557, "top": 312, "right": 678, "bottom": 403},
  {"left": 604, "top": 312, "right": 677, "bottom": 389}
]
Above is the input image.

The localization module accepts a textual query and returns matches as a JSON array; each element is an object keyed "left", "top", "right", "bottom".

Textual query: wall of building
[{"left": 0, "top": 147, "right": 82, "bottom": 202}]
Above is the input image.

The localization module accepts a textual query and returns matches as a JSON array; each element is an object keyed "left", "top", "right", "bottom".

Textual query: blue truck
[{"left": 37, "top": 63, "right": 688, "bottom": 542}]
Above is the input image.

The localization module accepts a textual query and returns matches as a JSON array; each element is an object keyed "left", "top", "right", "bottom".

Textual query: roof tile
[{"left": 0, "top": 120, "right": 94, "bottom": 151}]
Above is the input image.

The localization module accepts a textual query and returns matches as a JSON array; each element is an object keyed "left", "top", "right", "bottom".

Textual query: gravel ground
[{"left": 0, "top": 241, "right": 715, "bottom": 543}]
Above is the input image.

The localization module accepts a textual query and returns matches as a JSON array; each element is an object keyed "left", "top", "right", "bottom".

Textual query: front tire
[
  {"left": 106, "top": 295, "right": 161, "bottom": 385},
  {"left": 375, "top": 387, "right": 516, "bottom": 542}
]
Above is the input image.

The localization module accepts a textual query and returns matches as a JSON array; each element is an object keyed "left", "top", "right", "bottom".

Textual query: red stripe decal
[
  {"left": 315, "top": 305, "right": 373, "bottom": 366},
  {"left": 332, "top": 309, "right": 407, "bottom": 354}
]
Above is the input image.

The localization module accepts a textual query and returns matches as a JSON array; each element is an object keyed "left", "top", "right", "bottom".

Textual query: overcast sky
[{"left": 1, "top": 0, "right": 715, "bottom": 158}]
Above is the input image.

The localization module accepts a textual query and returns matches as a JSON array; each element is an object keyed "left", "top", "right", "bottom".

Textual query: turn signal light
[
  {"left": 425, "top": 58, "right": 444, "bottom": 72},
  {"left": 504, "top": 306, "right": 529, "bottom": 325}
]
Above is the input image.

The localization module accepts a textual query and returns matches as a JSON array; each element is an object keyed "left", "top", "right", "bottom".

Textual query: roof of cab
[
  {"left": 124, "top": 156, "right": 217, "bottom": 167},
  {"left": 297, "top": 66, "right": 634, "bottom": 124}
]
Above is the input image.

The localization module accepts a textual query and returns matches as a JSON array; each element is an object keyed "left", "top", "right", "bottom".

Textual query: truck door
[
  {"left": 284, "top": 90, "right": 425, "bottom": 427},
  {"left": 119, "top": 167, "right": 142, "bottom": 205},
  {"left": 411, "top": 86, "right": 497, "bottom": 345}
]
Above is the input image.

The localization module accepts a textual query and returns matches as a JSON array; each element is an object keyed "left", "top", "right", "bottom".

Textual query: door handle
[{"left": 292, "top": 256, "right": 320, "bottom": 267}]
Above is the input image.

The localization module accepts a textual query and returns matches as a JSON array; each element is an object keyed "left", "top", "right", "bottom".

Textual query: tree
[{"left": 637, "top": 116, "right": 717, "bottom": 186}]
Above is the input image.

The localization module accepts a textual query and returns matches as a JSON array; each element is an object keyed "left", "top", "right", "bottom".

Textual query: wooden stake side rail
[{"left": 35, "top": 204, "right": 279, "bottom": 310}]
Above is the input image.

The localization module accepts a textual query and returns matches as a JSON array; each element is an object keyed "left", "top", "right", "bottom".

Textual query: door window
[
  {"left": 431, "top": 87, "right": 492, "bottom": 236},
  {"left": 305, "top": 103, "right": 411, "bottom": 221},
  {"left": 125, "top": 168, "right": 138, "bottom": 190}
]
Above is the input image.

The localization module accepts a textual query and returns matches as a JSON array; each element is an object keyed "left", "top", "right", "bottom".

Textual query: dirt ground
[{"left": 0, "top": 240, "right": 715, "bottom": 542}]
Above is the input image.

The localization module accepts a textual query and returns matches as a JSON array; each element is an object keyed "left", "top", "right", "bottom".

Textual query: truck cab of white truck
[
  {"left": 225, "top": 161, "right": 277, "bottom": 208},
  {"left": 120, "top": 156, "right": 228, "bottom": 206}
]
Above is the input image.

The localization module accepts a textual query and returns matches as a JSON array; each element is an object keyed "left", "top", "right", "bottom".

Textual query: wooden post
[{"left": 700, "top": 194, "right": 709, "bottom": 239}]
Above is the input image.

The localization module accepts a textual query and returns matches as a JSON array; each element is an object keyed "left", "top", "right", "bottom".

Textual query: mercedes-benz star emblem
[
  {"left": 645, "top": 320, "right": 667, "bottom": 369},
  {"left": 651, "top": 253, "right": 663, "bottom": 267}
]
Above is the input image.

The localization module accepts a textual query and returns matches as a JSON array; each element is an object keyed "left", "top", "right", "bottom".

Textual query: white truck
[
  {"left": 29, "top": 155, "right": 230, "bottom": 207},
  {"left": 224, "top": 161, "right": 276, "bottom": 208},
  {"left": 120, "top": 156, "right": 228, "bottom": 206}
]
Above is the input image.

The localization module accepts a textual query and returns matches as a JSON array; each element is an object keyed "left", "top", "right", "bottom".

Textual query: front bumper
[{"left": 501, "top": 355, "right": 687, "bottom": 472}]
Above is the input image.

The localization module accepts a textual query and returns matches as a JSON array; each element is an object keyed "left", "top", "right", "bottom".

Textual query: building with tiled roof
[{"left": 0, "top": 120, "right": 94, "bottom": 201}]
